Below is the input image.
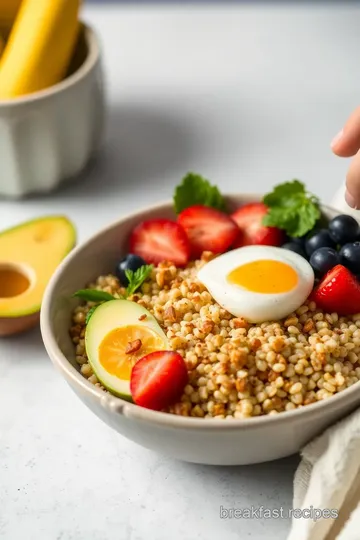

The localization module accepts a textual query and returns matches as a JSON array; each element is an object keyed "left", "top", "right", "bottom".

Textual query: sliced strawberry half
[
  {"left": 312, "top": 264, "right": 360, "bottom": 315},
  {"left": 231, "top": 202, "right": 285, "bottom": 247},
  {"left": 177, "top": 205, "right": 240, "bottom": 257},
  {"left": 130, "top": 351, "right": 188, "bottom": 411},
  {"left": 129, "top": 219, "right": 191, "bottom": 266}
]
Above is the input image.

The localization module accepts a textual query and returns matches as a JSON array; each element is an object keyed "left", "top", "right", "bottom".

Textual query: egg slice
[
  {"left": 85, "top": 299, "right": 169, "bottom": 399},
  {"left": 197, "top": 246, "right": 314, "bottom": 323}
]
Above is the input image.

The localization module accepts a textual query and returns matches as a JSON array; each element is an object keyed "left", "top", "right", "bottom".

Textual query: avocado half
[
  {"left": 85, "top": 300, "right": 169, "bottom": 399},
  {"left": 0, "top": 215, "right": 76, "bottom": 336}
]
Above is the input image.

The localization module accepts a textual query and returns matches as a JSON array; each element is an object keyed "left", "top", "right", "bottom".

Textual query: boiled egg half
[{"left": 197, "top": 246, "right": 314, "bottom": 323}]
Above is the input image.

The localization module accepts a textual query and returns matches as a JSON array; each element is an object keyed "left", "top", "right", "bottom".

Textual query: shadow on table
[
  {"left": 183, "top": 452, "right": 300, "bottom": 487},
  {"left": 3, "top": 325, "right": 44, "bottom": 351},
  {"left": 132, "top": 450, "right": 299, "bottom": 537},
  {"left": 29, "top": 101, "right": 202, "bottom": 201},
  {"left": 180, "top": 453, "right": 299, "bottom": 514}
]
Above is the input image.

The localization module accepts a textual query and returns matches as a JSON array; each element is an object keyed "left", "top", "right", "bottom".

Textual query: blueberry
[
  {"left": 328, "top": 214, "right": 359, "bottom": 245},
  {"left": 339, "top": 242, "right": 360, "bottom": 274},
  {"left": 309, "top": 247, "right": 339, "bottom": 277},
  {"left": 305, "top": 229, "right": 336, "bottom": 257},
  {"left": 288, "top": 236, "right": 306, "bottom": 248},
  {"left": 115, "top": 254, "right": 147, "bottom": 286},
  {"left": 282, "top": 242, "right": 307, "bottom": 258}
]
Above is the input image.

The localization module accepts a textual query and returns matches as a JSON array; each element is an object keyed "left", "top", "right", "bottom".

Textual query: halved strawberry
[
  {"left": 129, "top": 219, "right": 190, "bottom": 266},
  {"left": 177, "top": 205, "right": 240, "bottom": 257},
  {"left": 231, "top": 202, "right": 285, "bottom": 247},
  {"left": 312, "top": 264, "right": 360, "bottom": 315},
  {"left": 130, "top": 351, "right": 188, "bottom": 411}
]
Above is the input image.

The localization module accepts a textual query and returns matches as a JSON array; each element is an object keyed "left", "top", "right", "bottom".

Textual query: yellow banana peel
[
  {"left": 0, "top": 34, "right": 4, "bottom": 59},
  {"left": 0, "top": 0, "right": 82, "bottom": 99},
  {"left": 0, "top": 0, "right": 22, "bottom": 30}
]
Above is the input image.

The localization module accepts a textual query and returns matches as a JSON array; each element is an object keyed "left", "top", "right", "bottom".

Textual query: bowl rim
[
  {"left": 0, "top": 21, "right": 100, "bottom": 107},
  {"left": 40, "top": 194, "right": 360, "bottom": 431}
]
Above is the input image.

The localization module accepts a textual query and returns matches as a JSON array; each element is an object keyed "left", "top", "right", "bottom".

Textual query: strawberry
[
  {"left": 130, "top": 351, "right": 188, "bottom": 411},
  {"left": 129, "top": 219, "right": 190, "bottom": 266},
  {"left": 177, "top": 205, "right": 240, "bottom": 257},
  {"left": 231, "top": 202, "right": 285, "bottom": 247},
  {"left": 312, "top": 264, "right": 360, "bottom": 315}
]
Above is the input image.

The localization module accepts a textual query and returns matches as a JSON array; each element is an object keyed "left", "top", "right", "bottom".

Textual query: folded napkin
[{"left": 287, "top": 407, "right": 360, "bottom": 540}]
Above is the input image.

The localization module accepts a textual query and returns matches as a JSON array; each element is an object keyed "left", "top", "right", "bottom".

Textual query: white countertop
[{"left": 1, "top": 3, "right": 360, "bottom": 539}]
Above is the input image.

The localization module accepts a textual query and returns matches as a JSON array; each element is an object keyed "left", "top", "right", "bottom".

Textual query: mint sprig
[
  {"left": 173, "top": 172, "right": 226, "bottom": 214},
  {"left": 85, "top": 306, "right": 98, "bottom": 324},
  {"left": 73, "top": 290, "right": 115, "bottom": 302},
  {"left": 262, "top": 180, "right": 321, "bottom": 237},
  {"left": 73, "top": 290, "right": 115, "bottom": 325},
  {"left": 73, "top": 265, "right": 153, "bottom": 324},
  {"left": 125, "top": 265, "right": 153, "bottom": 297}
]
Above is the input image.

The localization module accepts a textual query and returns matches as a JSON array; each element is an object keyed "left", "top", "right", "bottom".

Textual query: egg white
[{"left": 197, "top": 246, "right": 314, "bottom": 323}]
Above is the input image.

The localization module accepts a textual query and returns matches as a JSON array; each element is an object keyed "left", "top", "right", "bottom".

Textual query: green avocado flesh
[
  {"left": 0, "top": 216, "right": 75, "bottom": 318},
  {"left": 85, "top": 299, "right": 169, "bottom": 399}
]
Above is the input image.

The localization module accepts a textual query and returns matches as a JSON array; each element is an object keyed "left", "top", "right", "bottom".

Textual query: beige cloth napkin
[{"left": 287, "top": 408, "right": 360, "bottom": 540}]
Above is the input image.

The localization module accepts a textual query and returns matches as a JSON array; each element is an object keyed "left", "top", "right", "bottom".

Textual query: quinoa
[{"left": 70, "top": 251, "right": 360, "bottom": 419}]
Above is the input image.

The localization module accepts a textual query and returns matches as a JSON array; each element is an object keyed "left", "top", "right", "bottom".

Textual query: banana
[
  {"left": 0, "top": 0, "right": 82, "bottom": 99},
  {"left": 0, "top": 33, "right": 4, "bottom": 58},
  {"left": 0, "top": 0, "right": 22, "bottom": 30}
]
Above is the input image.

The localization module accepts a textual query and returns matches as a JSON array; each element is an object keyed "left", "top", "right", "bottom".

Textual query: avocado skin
[{"left": 0, "top": 215, "right": 76, "bottom": 336}]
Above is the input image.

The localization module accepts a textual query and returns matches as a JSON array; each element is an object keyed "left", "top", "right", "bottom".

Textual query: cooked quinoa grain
[{"left": 70, "top": 254, "right": 360, "bottom": 419}]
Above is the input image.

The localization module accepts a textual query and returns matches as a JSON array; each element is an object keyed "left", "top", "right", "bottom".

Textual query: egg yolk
[
  {"left": 99, "top": 325, "right": 167, "bottom": 380},
  {"left": 227, "top": 259, "right": 299, "bottom": 294}
]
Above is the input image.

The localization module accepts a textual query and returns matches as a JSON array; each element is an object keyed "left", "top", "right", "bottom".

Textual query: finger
[
  {"left": 345, "top": 149, "right": 360, "bottom": 209},
  {"left": 331, "top": 106, "right": 360, "bottom": 157}
]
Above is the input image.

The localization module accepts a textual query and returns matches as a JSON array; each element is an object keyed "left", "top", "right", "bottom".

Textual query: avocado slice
[
  {"left": 0, "top": 215, "right": 76, "bottom": 336},
  {"left": 85, "top": 300, "right": 169, "bottom": 400}
]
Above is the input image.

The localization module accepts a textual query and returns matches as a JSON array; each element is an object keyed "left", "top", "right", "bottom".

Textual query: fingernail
[
  {"left": 331, "top": 129, "right": 344, "bottom": 148},
  {"left": 345, "top": 189, "right": 357, "bottom": 209}
]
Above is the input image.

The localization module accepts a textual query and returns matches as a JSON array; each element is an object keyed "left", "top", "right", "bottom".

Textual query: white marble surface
[{"left": 1, "top": 3, "right": 360, "bottom": 539}]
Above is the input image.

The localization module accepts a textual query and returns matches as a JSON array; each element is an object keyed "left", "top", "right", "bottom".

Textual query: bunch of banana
[
  {"left": 0, "top": 0, "right": 82, "bottom": 99},
  {"left": 0, "top": 0, "right": 22, "bottom": 30},
  {"left": 0, "top": 33, "right": 4, "bottom": 58}
]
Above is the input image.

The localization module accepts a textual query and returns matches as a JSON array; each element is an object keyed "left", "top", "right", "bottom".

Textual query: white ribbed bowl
[{"left": 0, "top": 23, "right": 105, "bottom": 198}]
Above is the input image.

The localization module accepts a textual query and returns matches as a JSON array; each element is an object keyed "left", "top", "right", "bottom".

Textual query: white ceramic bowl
[
  {"left": 0, "top": 23, "right": 105, "bottom": 198},
  {"left": 40, "top": 195, "right": 360, "bottom": 465}
]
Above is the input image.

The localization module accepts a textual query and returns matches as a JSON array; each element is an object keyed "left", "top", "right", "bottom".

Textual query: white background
[{"left": 1, "top": 3, "right": 360, "bottom": 539}]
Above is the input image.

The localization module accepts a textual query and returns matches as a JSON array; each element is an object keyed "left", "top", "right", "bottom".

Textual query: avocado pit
[
  {"left": 0, "top": 262, "right": 38, "bottom": 337},
  {"left": 0, "top": 264, "right": 32, "bottom": 299}
]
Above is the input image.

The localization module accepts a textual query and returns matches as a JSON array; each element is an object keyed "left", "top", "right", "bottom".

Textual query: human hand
[{"left": 331, "top": 107, "right": 360, "bottom": 209}]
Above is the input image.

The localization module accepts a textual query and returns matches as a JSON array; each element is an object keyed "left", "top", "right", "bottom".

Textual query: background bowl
[
  {"left": 0, "top": 22, "right": 105, "bottom": 198},
  {"left": 40, "top": 195, "right": 360, "bottom": 465}
]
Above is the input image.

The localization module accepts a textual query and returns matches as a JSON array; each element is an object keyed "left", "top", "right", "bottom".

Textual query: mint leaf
[
  {"left": 73, "top": 289, "right": 117, "bottom": 324},
  {"left": 263, "top": 180, "right": 306, "bottom": 208},
  {"left": 296, "top": 201, "right": 321, "bottom": 237},
  {"left": 262, "top": 180, "right": 321, "bottom": 237},
  {"left": 125, "top": 265, "right": 153, "bottom": 297},
  {"left": 173, "top": 172, "right": 226, "bottom": 214},
  {"left": 86, "top": 306, "right": 98, "bottom": 324},
  {"left": 73, "top": 289, "right": 115, "bottom": 303},
  {"left": 74, "top": 265, "right": 153, "bottom": 314},
  {"left": 263, "top": 207, "right": 296, "bottom": 229}
]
